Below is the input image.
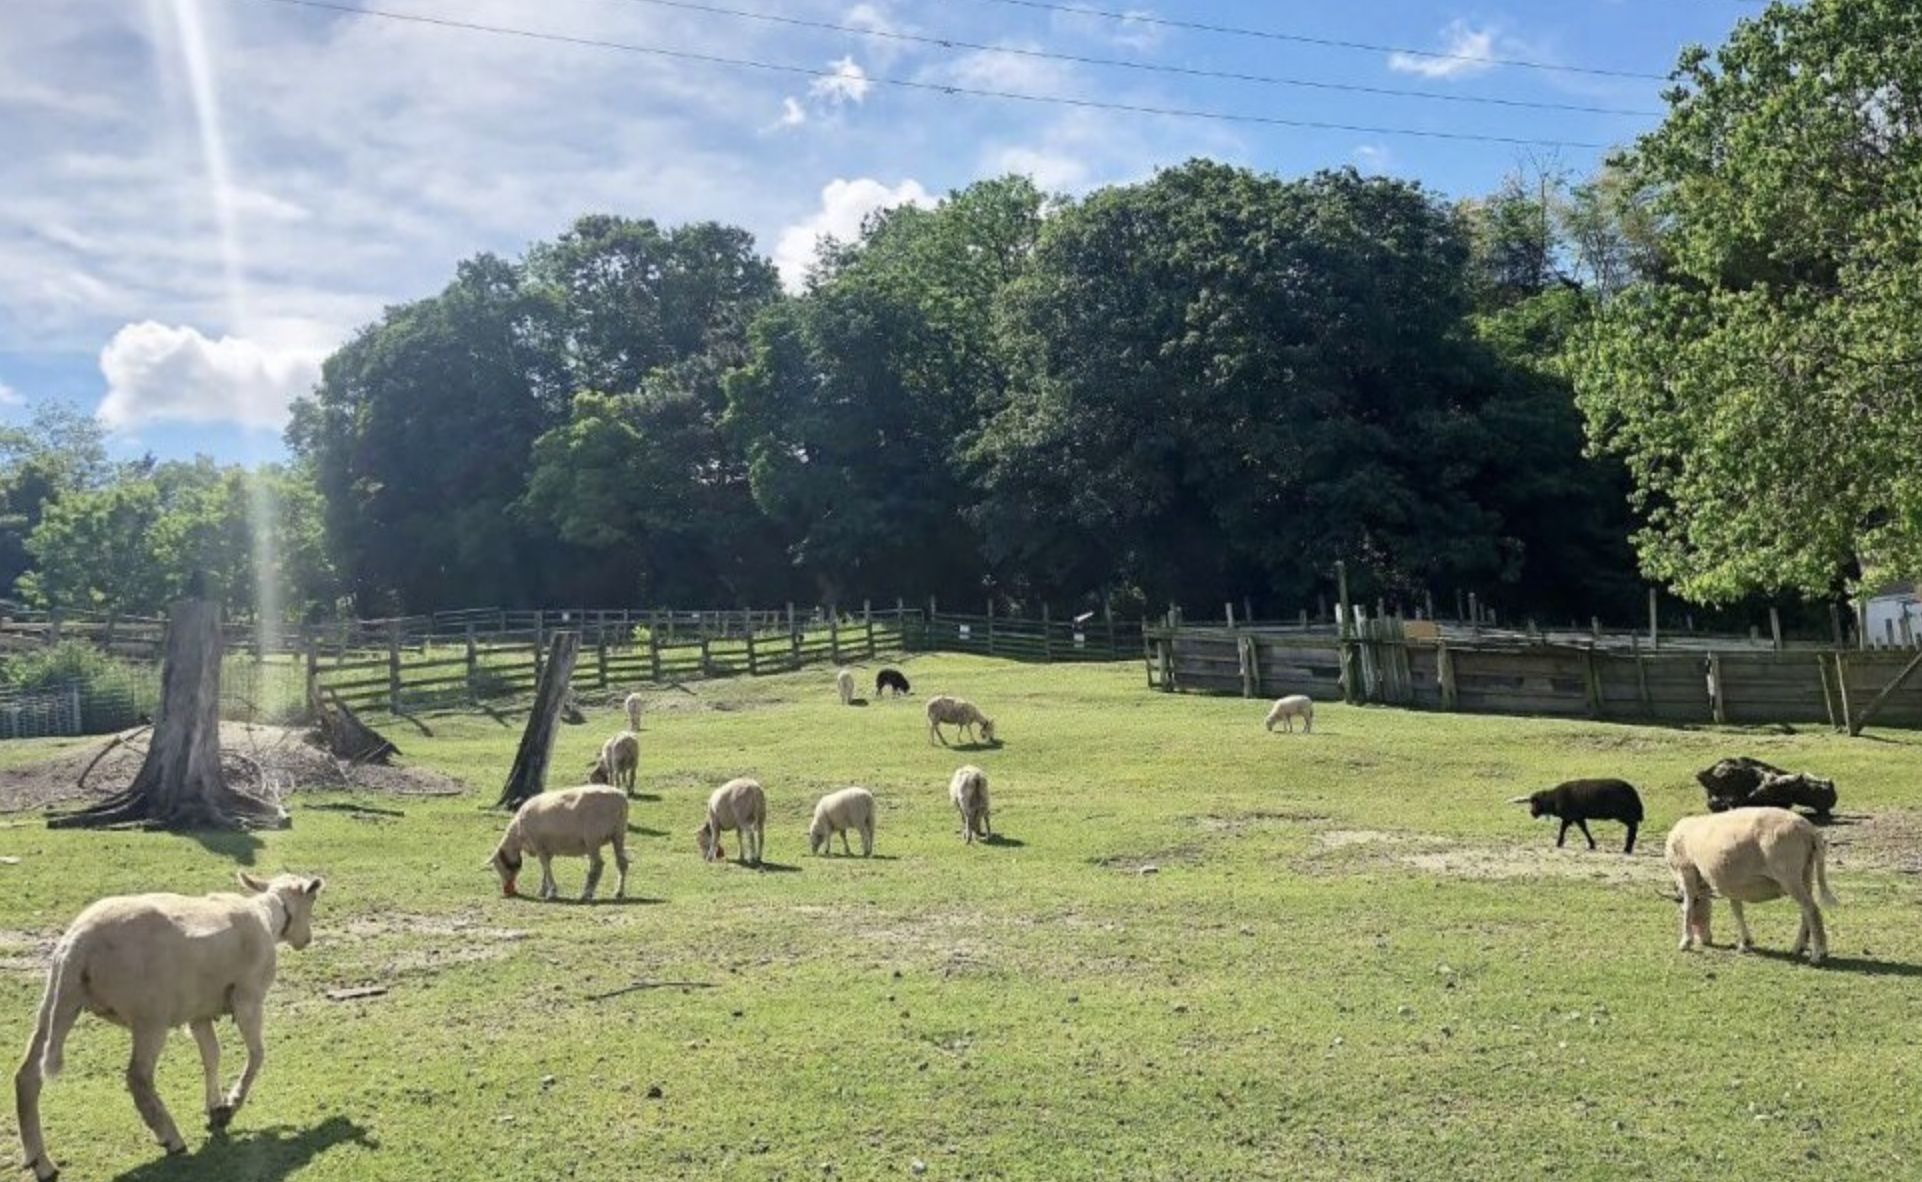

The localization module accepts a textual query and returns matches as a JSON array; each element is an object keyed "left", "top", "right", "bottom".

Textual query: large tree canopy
[{"left": 1572, "top": 0, "right": 1922, "bottom": 603}]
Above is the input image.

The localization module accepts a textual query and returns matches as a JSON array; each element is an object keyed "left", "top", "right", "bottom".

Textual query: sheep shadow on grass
[
  {"left": 978, "top": 833, "right": 1024, "bottom": 849},
  {"left": 114, "top": 1116, "right": 375, "bottom": 1182},
  {"left": 1744, "top": 948, "right": 1922, "bottom": 978}
]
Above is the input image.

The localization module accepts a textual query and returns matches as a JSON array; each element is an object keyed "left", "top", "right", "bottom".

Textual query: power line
[
  {"left": 945, "top": 0, "right": 1673, "bottom": 82},
  {"left": 247, "top": 0, "right": 1618, "bottom": 149},
  {"left": 601, "top": 0, "right": 1663, "bottom": 118}
]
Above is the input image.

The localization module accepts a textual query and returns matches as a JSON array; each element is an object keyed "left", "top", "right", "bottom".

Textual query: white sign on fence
[
  {"left": 958, "top": 624, "right": 971, "bottom": 638},
  {"left": 1074, "top": 632, "right": 1086, "bottom": 648}
]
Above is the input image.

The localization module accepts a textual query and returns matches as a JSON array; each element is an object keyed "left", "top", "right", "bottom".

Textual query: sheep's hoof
[
  {"left": 28, "top": 1155, "right": 58, "bottom": 1182},
  {"left": 208, "top": 1105, "right": 235, "bottom": 1131},
  {"left": 1735, "top": 942, "right": 1753, "bottom": 954},
  {"left": 163, "top": 1140, "right": 188, "bottom": 1157}
]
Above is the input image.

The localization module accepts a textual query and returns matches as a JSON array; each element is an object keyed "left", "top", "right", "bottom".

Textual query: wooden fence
[{"left": 1146, "top": 618, "right": 1922, "bottom": 731}]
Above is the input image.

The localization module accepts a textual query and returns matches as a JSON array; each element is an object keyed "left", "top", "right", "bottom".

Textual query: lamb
[
  {"left": 1263, "top": 694, "right": 1315, "bottom": 733},
  {"left": 949, "top": 765, "right": 992, "bottom": 843},
  {"left": 808, "top": 786, "right": 876, "bottom": 856},
  {"left": 926, "top": 695, "right": 996, "bottom": 746},
  {"left": 1666, "top": 808, "right": 1836, "bottom": 964},
  {"left": 15, "top": 872, "right": 326, "bottom": 1181},
  {"left": 588, "top": 731, "right": 640, "bottom": 796},
  {"left": 875, "top": 668, "right": 911, "bottom": 698},
  {"left": 1509, "top": 778, "right": 1645, "bottom": 854},
  {"left": 1697, "top": 757, "right": 1837, "bottom": 819},
  {"left": 697, "top": 777, "right": 767, "bottom": 867},
  {"left": 623, "top": 692, "right": 643, "bottom": 732},
  {"left": 836, "top": 668, "right": 856, "bottom": 706},
  {"left": 490, "top": 785, "right": 630, "bottom": 901}
]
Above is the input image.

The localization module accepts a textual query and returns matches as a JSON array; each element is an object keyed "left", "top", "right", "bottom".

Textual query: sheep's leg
[
  {"left": 191, "top": 1020, "right": 229, "bottom": 1130},
  {"left": 126, "top": 1023, "right": 186, "bottom": 1155},
  {"left": 16, "top": 1030, "right": 56, "bottom": 1181},
  {"left": 1786, "top": 885, "right": 1828, "bottom": 963},
  {"left": 840, "top": 830, "right": 852, "bottom": 856},
  {"left": 1623, "top": 822, "right": 1638, "bottom": 855},
  {"left": 980, "top": 806, "right": 992, "bottom": 839},
  {"left": 612, "top": 836, "right": 630, "bottom": 900},
  {"left": 1729, "top": 900, "right": 1754, "bottom": 952},
  {"left": 582, "top": 848, "right": 604, "bottom": 902},
  {"left": 538, "top": 855, "right": 557, "bottom": 900},
  {"left": 224, "top": 994, "right": 266, "bottom": 1117},
  {"left": 1556, "top": 820, "right": 1570, "bottom": 848},
  {"left": 1577, "top": 820, "right": 1597, "bottom": 850},
  {"left": 861, "top": 821, "right": 873, "bottom": 857}
]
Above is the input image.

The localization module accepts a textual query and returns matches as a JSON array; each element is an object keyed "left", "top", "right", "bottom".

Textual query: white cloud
[
  {"left": 1387, "top": 21, "right": 1500, "bottom": 80},
  {"left": 941, "top": 44, "right": 1077, "bottom": 94},
  {"left": 809, "top": 57, "right": 872, "bottom": 106},
  {"left": 775, "top": 96, "right": 807, "bottom": 129},
  {"left": 96, "top": 321, "right": 323, "bottom": 430},
  {"left": 774, "top": 177, "right": 934, "bottom": 290},
  {"left": 1050, "top": 7, "right": 1167, "bottom": 52},
  {"left": 0, "top": 381, "right": 21, "bottom": 406},
  {"left": 1353, "top": 144, "right": 1394, "bottom": 174}
]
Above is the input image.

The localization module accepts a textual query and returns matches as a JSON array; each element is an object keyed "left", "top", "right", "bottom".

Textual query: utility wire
[
  {"left": 248, "top": 0, "right": 1618, "bottom": 149},
  {"left": 944, "top": 0, "right": 1672, "bottom": 82},
  {"left": 599, "top": 0, "right": 1663, "bottom": 118}
]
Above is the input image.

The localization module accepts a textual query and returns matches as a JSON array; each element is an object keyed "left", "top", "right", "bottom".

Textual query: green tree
[
  {"left": 1572, "top": 0, "right": 1922, "bottom": 602},
  {"left": 724, "top": 178, "right": 1047, "bottom": 601},
  {"left": 0, "top": 404, "right": 113, "bottom": 599}
]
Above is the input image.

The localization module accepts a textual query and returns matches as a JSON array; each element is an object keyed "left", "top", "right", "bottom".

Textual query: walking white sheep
[
  {"left": 836, "top": 668, "right": 856, "bottom": 706},
  {"left": 623, "top": 692, "right": 643, "bottom": 731},
  {"left": 808, "top": 786, "right": 876, "bottom": 856},
  {"left": 15, "top": 873, "right": 326, "bottom": 1181}
]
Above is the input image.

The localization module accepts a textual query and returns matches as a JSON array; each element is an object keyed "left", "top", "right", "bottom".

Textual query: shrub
[{"left": 0, "top": 641, "right": 152, "bottom": 733}]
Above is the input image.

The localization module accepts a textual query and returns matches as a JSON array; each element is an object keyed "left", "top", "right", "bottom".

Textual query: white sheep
[
  {"left": 949, "top": 765, "right": 992, "bottom": 843},
  {"left": 698, "top": 777, "right": 767, "bottom": 866},
  {"left": 1263, "top": 694, "right": 1315, "bottom": 733},
  {"left": 15, "top": 872, "right": 326, "bottom": 1181},
  {"left": 623, "top": 692, "right": 644, "bottom": 731},
  {"left": 1666, "top": 808, "right": 1837, "bottom": 963},
  {"left": 926, "top": 695, "right": 997, "bottom": 746},
  {"left": 490, "top": 785, "right": 631, "bottom": 901},
  {"left": 808, "top": 786, "right": 877, "bottom": 856},
  {"left": 588, "top": 731, "right": 640, "bottom": 795},
  {"left": 836, "top": 668, "right": 856, "bottom": 706}
]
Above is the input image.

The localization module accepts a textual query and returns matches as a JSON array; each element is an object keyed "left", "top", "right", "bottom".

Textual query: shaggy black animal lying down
[
  {"left": 1510, "top": 778, "right": 1645, "bottom": 854},
  {"left": 1697, "top": 757, "right": 1837, "bottom": 818},
  {"left": 875, "top": 668, "right": 912, "bottom": 697}
]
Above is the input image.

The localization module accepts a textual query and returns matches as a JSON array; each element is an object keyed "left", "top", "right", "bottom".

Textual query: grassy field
[{"left": 0, "top": 655, "right": 1918, "bottom": 1181}]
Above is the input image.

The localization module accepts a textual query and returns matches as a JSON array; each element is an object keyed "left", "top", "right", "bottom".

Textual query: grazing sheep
[
  {"left": 491, "top": 785, "right": 630, "bottom": 901},
  {"left": 1697, "top": 757, "right": 1837, "bottom": 819},
  {"left": 698, "top": 777, "right": 767, "bottom": 867},
  {"left": 624, "top": 692, "right": 643, "bottom": 732},
  {"left": 588, "top": 731, "right": 640, "bottom": 796},
  {"left": 1263, "top": 694, "right": 1315, "bottom": 733},
  {"left": 808, "top": 787, "right": 876, "bottom": 856},
  {"left": 949, "top": 765, "right": 992, "bottom": 843},
  {"left": 15, "top": 872, "right": 326, "bottom": 1181},
  {"left": 1666, "top": 808, "right": 1836, "bottom": 963},
  {"left": 1509, "top": 778, "right": 1645, "bottom": 854},
  {"left": 875, "top": 668, "right": 911, "bottom": 698},
  {"left": 926, "top": 695, "right": 996, "bottom": 746},
  {"left": 836, "top": 668, "right": 856, "bottom": 706}
]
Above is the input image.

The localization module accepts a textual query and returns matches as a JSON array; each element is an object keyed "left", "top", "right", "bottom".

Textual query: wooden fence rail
[{"left": 1146, "top": 618, "right": 1922, "bottom": 732}]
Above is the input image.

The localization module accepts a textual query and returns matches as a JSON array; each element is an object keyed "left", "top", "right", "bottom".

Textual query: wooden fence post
[
  {"left": 1648, "top": 588, "right": 1659, "bottom": 651},
  {"left": 829, "top": 605, "right": 840, "bottom": 663},
  {"left": 533, "top": 612, "right": 546, "bottom": 681},
  {"left": 1830, "top": 602, "right": 1845, "bottom": 650},
  {"left": 1582, "top": 646, "right": 1604, "bottom": 719},
  {"left": 303, "top": 627, "right": 320, "bottom": 718},
  {"left": 596, "top": 635, "right": 609, "bottom": 689},
  {"left": 1437, "top": 640, "right": 1458, "bottom": 711},
  {"left": 1834, "top": 652, "right": 1851, "bottom": 728},
  {"left": 864, "top": 599, "right": 875, "bottom": 659},
  {"left": 386, "top": 622, "right": 402, "bottom": 715},
  {"left": 746, "top": 617, "right": 759, "bottom": 676},
  {"left": 1106, "top": 601, "right": 1117, "bottom": 657},
  {"left": 987, "top": 599, "right": 996, "bottom": 657},
  {"left": 1043, "top": 604, "right": 1054, "bottom": 662},
  {"left": 1631, "top": 635, "right": 1652, "bottom": 718},
  {"left": 1336, "top": 561, "right": 1360, "bottom": 705},
  {"left": 788, "top": 603, "right": 800, "bottom": 670},
  {"left": 1817, "top": 655, "right": 1838, "bottom": 730},
  {"left": 465, "top": 624, "right": 478, "bottom": 693},
  {"left": 1769, "top": 607, "right": 1783, "bottom": 652},
  {"left": 1708, "top": 653, "right": 1726, "bottom": 724},
  {"left": 648, "top": 616, "right": 662, "bottom": 682}
]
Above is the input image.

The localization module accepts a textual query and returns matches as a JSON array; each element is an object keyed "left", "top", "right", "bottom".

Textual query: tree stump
[
  {"left": 317, "top": 692, "right": 400, "bottom": 764},
  {"left": 497, "top": 631, "right": 581, "bottom": 810},
  {"left": 51, "top": 598, "right": 288, "bottom": 831}
]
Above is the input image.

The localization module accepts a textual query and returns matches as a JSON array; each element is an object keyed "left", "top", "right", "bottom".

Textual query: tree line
[{"left": 2, "top": 0, "right": 1909, "bottom": 623}]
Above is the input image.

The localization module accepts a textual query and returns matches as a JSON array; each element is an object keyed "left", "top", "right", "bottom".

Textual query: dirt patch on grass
[
  {"left": 1092, "top": 845, "right": 1205, "bottom": 873},
  {"left": 1306, "top": 828, "right": 1668, "bottom": 885},
  {"left": 335, "top": 911, "right": 532, "bottom": 978},
  {"left": 0, "top": 929, "right": 57, "bottom": 974},
  {"left": 1822, "top": 810, "right": 1922, "bottom": 875},
  {"left": 0, "top": 723, "right": 469, "bottom": 814},
  {"left": 1195, "top": 810, "right": 1331, "bottom": 833}
]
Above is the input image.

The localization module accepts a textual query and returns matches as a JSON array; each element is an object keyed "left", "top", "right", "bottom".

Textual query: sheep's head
[
  {"left": 807, "top": 818, "right": 828, "bottom": 855},
  {"left": 587, "top": 759, "right": 610, "bottom": 786},
  {"left": 490, "top": 843, "right": 524, "bottom": 897},
  {"left": 240, "top": 872, "right": 326, "bottom": 950},
  {"left": 696, "top": 821, "right": 723, "bottom": 862},
  {"left": 979, "top": 718, "right": 997, "bottom": 744},
  {"left": 1508, "top": 792, "right": 1550, "bottom": 818}
]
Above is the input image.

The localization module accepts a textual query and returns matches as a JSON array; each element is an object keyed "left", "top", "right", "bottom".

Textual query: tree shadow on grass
[
  {"left": 184, "top": 829, "right": 264, "bottom": 866},
  {"left": 309, "top": 802, "right": 406, "bottom": 820},
  {"left": 114, "top": 1116, "right": 375, "bottom": 1182},
  {"left": 1748, "top": 948, "right": 1922, "bottom": 977}
]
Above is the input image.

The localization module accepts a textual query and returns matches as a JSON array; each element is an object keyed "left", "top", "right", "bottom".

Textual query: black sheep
[
  {"left": 875, "top": 668, "right": 912, "bottom": 698},
  {"left": 1510, "top": 778, "right": 1645, "bottom": 854},
  {"left": 1697, "top": 757, "right": 1837, "bottom": 818}
]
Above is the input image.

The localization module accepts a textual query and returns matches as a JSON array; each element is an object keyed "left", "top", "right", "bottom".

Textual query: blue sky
[{"left": 0, "top": 0, "right": 1759, "bottom": 464}]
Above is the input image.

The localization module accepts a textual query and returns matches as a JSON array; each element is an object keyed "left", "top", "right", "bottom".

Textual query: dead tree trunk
[
  {"left": 317, "top": 691, "right": 400, "bottom": 764},
  {"left": 52, "top": 598, "right": 287, "bottom": 830},
  {"left": 497, "top": 631, "right": 580, "bottom": 809}
]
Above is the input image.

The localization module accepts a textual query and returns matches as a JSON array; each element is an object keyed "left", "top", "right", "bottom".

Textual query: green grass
[{"left": 0, "top": 656, "right": 1918, "bottom": 1181}]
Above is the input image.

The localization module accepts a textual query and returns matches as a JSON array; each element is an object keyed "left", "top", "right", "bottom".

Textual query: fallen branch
[
  {"left": 75, "top": 726, "right": 152, "bottom": 793},
  {"left": 325, "top": 986, "right": 389, "bottom": 1002},
  {"left": 586, "top": 980, "right": 717, "bottom": 1002}
]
